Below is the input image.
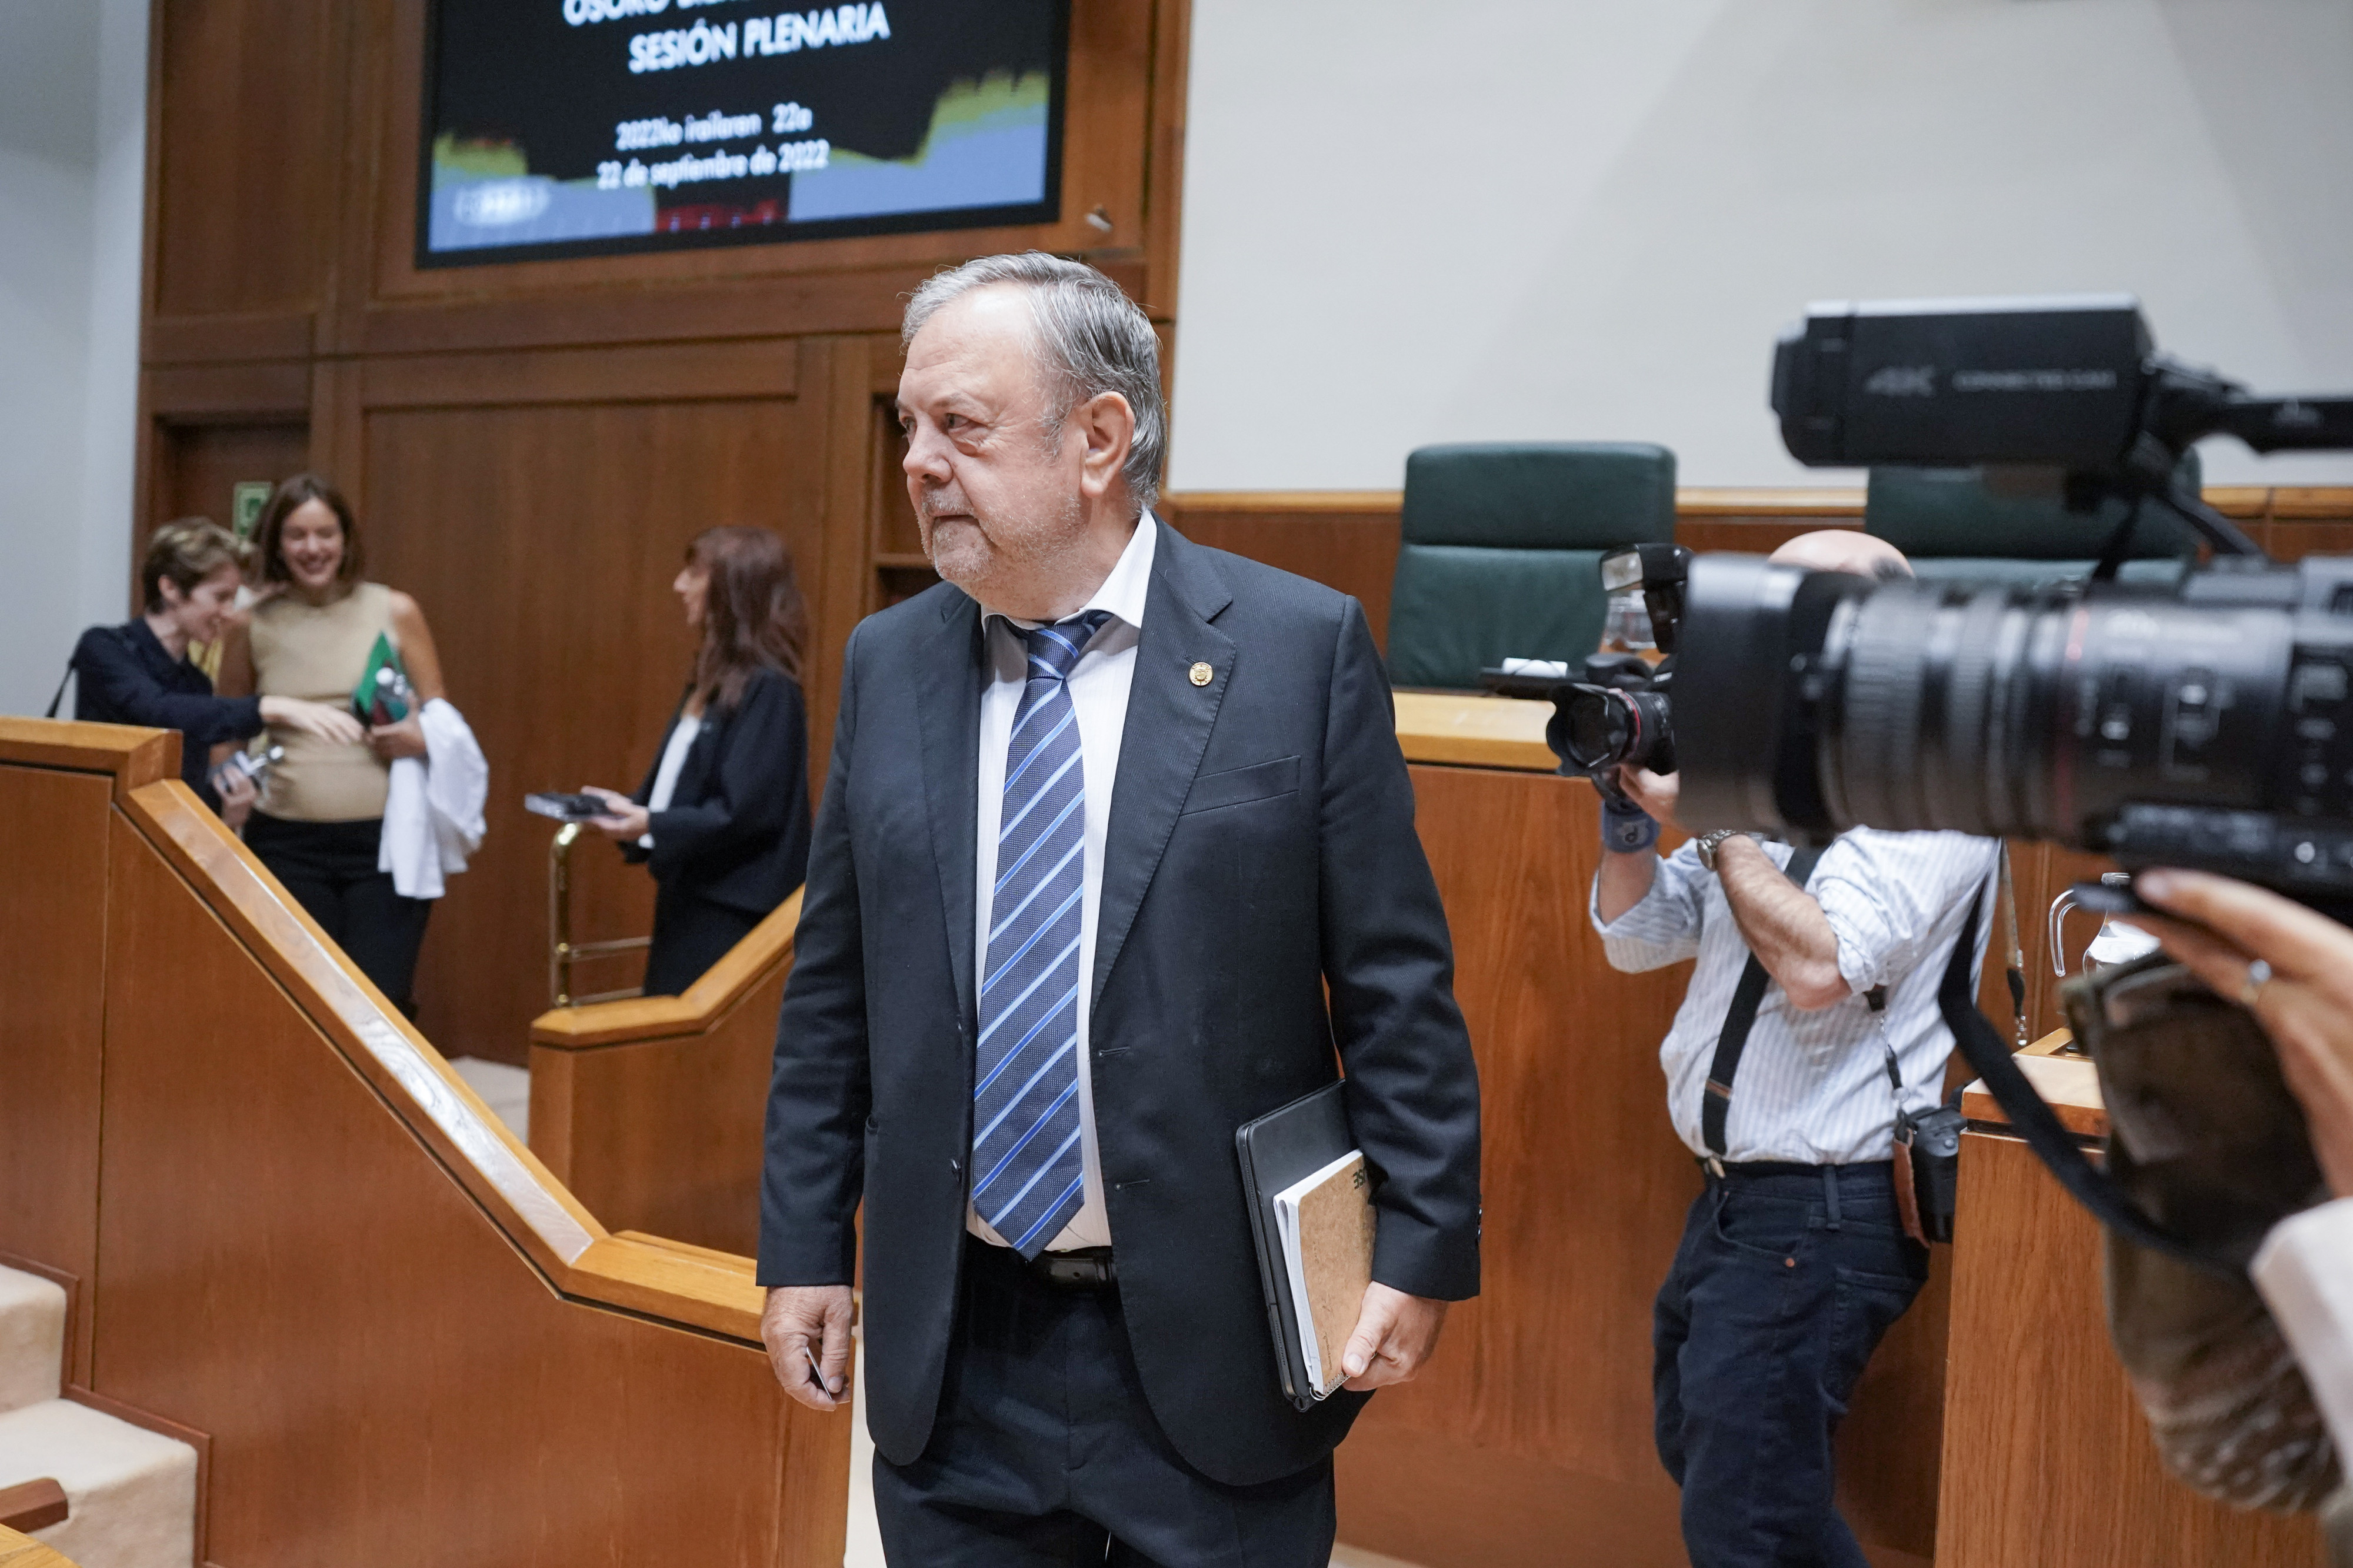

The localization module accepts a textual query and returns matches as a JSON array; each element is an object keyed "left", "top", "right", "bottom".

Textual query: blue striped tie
[{"left": 973, "top": 610, "right": 1110, "bottom": 1258}]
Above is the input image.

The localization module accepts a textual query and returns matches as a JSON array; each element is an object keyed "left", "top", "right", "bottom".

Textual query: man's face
[{"left": 897, "top": 286, "right": 1089, "bottom": 604}]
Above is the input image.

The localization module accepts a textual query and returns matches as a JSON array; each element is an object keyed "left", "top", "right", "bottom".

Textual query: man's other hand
[
  {"left": 1339, "top": 1282, "right": 1449, "bottom": 1391},
  {"left": 1617, "top": 765, "right": 1681, "bottom": 831},
  {"left": 762, "top": 1284, "right": 855, "bottom": 1412}
]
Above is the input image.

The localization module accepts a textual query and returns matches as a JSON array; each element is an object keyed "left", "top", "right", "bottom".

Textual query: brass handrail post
[
  {"left": 546, "top": 822, "right": 653, "bottom": 1008},
  {"left": 550, "top": 822, "right": 581, "bottom": 1007}
]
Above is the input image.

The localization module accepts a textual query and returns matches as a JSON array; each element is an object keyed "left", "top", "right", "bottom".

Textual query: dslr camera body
[{"left": 1487, "top": 542, "right": 1692, "bottom": 793}]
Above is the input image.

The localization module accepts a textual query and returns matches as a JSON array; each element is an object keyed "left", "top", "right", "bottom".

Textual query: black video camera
[
  {"left": 1679, "top": 295, "right": 2353, "bottom": 912},
  {"left": 1481, "top": 542, "right": 1691, "bottom": 795}
]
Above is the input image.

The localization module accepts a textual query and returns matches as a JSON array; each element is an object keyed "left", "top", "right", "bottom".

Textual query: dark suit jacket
[
  {"left": 622, "top": 665, "right": 811, "bottom": 919},
  {"left": 72, "top": 620, "right": 262, "bottom": 812},
  {"left": 759, "top": 520, "right": 1481, "bottom": 1486}
]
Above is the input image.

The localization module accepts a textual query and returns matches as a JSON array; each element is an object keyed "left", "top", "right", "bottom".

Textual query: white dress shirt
[
  {"left": 636, "top": 712, "right": 701, "bottom": 849},
  {"left": 1591, "top": 828, "right": 2000, "bottom": 1164},
  {"left": 967, "top": 515, "right": 1158, "bottom": 1250}
]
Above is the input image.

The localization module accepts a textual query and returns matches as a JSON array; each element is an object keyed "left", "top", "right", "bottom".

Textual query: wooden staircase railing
[
  {"left": 0, "top": 718, "right": 846, "bottom": 1567},
  {"left": 528, "top": 889, "right": 804, "bottom": 1255}
]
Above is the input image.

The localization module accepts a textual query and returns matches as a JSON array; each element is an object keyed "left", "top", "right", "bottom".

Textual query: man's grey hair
[{"left": 903, "top": 252, "right": 1166, "bottom": 515}]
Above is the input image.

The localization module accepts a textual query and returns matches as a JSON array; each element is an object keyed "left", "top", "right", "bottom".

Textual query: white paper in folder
[{"left": 1272, "top": 1148, "right": 1377, "bottom": 1399}]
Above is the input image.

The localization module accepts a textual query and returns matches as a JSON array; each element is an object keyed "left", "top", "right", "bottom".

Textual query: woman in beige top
[{"left": 218, "top": 473, "right": 449, "bottom": 1017}]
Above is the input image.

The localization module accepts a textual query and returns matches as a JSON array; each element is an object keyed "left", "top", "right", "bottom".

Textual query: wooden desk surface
[
  {"left": 0, "top": 1526, "right": 75, "bottom": 1568},
  {"left": 1392, "top": 691, "right": 1557, "bottom": 772},
  {"left": 1961, "top": 1029, "right": 2109, "bottom": 1139}
]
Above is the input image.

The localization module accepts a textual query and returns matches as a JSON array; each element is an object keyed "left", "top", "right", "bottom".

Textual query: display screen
[{"left": 419, "top": 0, "right": 1067, "bottom": 266}]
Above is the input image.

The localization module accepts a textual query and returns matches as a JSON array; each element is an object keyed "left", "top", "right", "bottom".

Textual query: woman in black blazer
[{"left": 584, "top": 526, "right": 812, "bottom": 996}]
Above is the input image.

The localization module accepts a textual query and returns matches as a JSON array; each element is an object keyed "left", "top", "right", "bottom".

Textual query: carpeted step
[
  {"left": 0, "top": 1402, "right": 195, "bottom": 1568},
  {"left": 0, "top": 1272, "right": 64, "bottom": 1418}
]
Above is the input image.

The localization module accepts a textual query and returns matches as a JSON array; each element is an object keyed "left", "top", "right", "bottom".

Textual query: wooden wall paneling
[
  {"left": 1139, "top": 0, "right": 1192, "bottom": 321},
  {"left": 310, "top": 355, "right": 365, "bottom": 501},
  {"left": 1337, "top": 763, "right": 1942, "bottom": 1567},
  {"left": 2265, "top": 511, "right": 2353, "bottom": 560},
  {"left": 142, "top": 362, "right": 313, "bottom": 424},
  {"left": 148, "top": 0, "right": 341, "bottom": 325},
  {"left": 806, "top": 335, "right": 881, "bottom": 772},
  {"left": 353, "top": 345, "right": 821, "bottom": 1062},
  {"left": 148, "top": 421, "right": 311, "bottom": 538},
  {"left": 91, "top": 805, "right": 848, "bottom": 1567},
  {"left": 352, "top": 0, "right": 1169, "bottom": 353},
  {"left": 1161, "top": 495, "right": 1405, "bottom": 648},
  {"left": 1937, "top": 1130, "right": 2322, "bottom": 1568},
  {"left": 869, "top": 385, "right": 943, "bottom": 613},
  {"left": 1155, "top": 486, "right": 2353, "bottom": 665},
  {"left": 0, "top": 766, "right": 114, "bottom": 1390}
]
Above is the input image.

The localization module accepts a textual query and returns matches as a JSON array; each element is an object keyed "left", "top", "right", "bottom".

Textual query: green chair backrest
[
  {"left": 1387, "top": 442, "right": 1678, "bottom": 690},
  {"left": 1864, "top": 452, "right": 2204, "bottom": 591}
]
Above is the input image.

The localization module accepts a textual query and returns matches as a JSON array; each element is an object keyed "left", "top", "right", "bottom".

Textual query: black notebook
[{"left": 1235, "top": 1081, "right": 1374, "bottom": 1410}]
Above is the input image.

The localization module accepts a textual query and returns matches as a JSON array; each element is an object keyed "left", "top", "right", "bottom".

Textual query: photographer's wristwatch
[{"left": 1694, "top": 829, "right": 1748, "bottom": 873}]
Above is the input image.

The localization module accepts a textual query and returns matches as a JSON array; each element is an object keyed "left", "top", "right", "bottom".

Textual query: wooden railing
[
  {"left": 0, "top": 1524, "right": 76, "bottom": 1568},
  {"left": 0, "top": 1482, "right": 66, "bottom": 1536},
  {"left": 529, "top": 889, "right": 804, "bottom": 1256},
  {"left": 0, "top": 719, "right": 845, "bottom": 1567}
]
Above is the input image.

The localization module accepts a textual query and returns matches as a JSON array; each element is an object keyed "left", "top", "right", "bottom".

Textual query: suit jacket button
[{"left": 949, "top": 1157, "right": 961, "bottom": 1175}]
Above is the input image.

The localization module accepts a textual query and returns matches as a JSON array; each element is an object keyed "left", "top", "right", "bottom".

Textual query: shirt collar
[
  {"left": 124, "top": 618, "right": 184, "bottom": 673},
  {"left": 982, "top": 511, "right": 1158, "bottom": 636}
]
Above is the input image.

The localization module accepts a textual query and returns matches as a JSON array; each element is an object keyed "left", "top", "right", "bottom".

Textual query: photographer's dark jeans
[{"left": 1654, "top": 1163, "right": 1928, "bottom": 1568}]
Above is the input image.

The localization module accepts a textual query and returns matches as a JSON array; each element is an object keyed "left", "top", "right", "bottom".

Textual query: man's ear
[{"left": 1072, "top": 392, "right": 1135, "bottom": 501}]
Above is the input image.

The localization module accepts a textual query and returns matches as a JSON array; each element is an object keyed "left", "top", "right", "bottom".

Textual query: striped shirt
[{"left": 1590, "top": 829, "right": 2000, "bottom": 1165}]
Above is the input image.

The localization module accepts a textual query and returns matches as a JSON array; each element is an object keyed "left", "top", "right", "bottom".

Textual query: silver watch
[{"left": 1694, "top": 829, "right": 1745, "bottom": 872}]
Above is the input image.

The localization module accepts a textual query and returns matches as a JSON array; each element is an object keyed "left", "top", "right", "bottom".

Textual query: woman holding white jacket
[{"left": 218, "top": 473, "right": 483, "bottom": 1019}]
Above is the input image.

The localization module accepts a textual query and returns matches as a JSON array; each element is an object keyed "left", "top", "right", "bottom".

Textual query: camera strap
[
  {"left": 1934, "top": 878, "right": 2241, "bottom": 1278},
  {"left": 1700, "top": 843, "right": 1826, "bottom": 1157}
]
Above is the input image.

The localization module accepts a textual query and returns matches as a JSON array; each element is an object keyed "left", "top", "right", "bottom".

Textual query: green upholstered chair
[
  {"left": 1864, "top": 452, "right": 2204, "bottom": 590},
  {"left": 1387, "top": 442, "right": 1678, "bottom": 690}
]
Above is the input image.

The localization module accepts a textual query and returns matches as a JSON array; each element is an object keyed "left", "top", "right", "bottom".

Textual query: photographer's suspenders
[{"left": 1699, "top": 843, "right": 1826, "bottom": 1159}]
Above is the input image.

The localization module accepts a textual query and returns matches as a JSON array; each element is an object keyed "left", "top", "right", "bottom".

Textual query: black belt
[
  {"left": 1030, "top": 1246, "right": 1116, "bottom": 1289},
  {"left": 974, "top": 1237, "right": 1118, "bottom": 1290},
  {"left": 1698, "top": 1156, "right": 1895, "bottom": 1180}
]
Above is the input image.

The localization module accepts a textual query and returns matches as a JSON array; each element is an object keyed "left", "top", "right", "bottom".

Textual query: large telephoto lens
[{"left": 1675, "top": 556, "right": 2293, "bottom": 849}]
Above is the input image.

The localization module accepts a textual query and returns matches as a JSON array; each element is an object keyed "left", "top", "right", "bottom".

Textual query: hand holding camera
[
  {"left": 1612, "top": 764, "right": 1681, "bottom": 832},
  {"left": 2127, "top": 868, "right": 2353, "bottom": 1202}
]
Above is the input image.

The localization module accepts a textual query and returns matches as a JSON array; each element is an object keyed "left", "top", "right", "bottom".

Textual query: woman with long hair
[
  {"left": 216, "top": 473, "right": 462, "bottom": 1017},
  {"left": 584, "top": 525, "right": 812, "bottom": 996}
]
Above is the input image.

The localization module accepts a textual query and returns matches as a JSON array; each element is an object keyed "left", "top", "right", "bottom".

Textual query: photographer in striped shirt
[{"left": 1591, "top": 530, "right": 1998, "bottom": 1568}]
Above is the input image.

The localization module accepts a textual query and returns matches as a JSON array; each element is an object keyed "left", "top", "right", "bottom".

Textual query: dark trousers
[
  {"left": 872, "top": 1237, "right": 1335, "bottom": 1567},
  {"left": 641, "top": 883, "right": 761, "bottom": 997},
  {"left": 245, "top": 813, "right": 432, "bottom": 1017},
  {"left": 1653, "top": 1162, "right": 1928, "bottom": 1568}
]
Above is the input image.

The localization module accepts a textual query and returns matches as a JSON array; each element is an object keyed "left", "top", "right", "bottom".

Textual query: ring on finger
[{"left": 2239, "top": 959, "right": 2274, "bottom": 1009}]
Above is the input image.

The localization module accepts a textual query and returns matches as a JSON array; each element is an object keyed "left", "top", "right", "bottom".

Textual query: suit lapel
[
  {"left": 1092, "top": 521, "right": 1235, "bottom": 1005},
  {"left": 912, "top": 590, "right": 985, "bottom": 1029}
]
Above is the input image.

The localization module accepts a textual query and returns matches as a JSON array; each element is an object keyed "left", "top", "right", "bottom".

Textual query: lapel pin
[{"left": 1188, "top": 661, "right": 1214, "bottom": 688}]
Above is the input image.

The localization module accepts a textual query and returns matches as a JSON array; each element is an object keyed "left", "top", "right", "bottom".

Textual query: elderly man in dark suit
[{"left": 758, "top": 251, "right": 1482, "bottom": 1565}]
